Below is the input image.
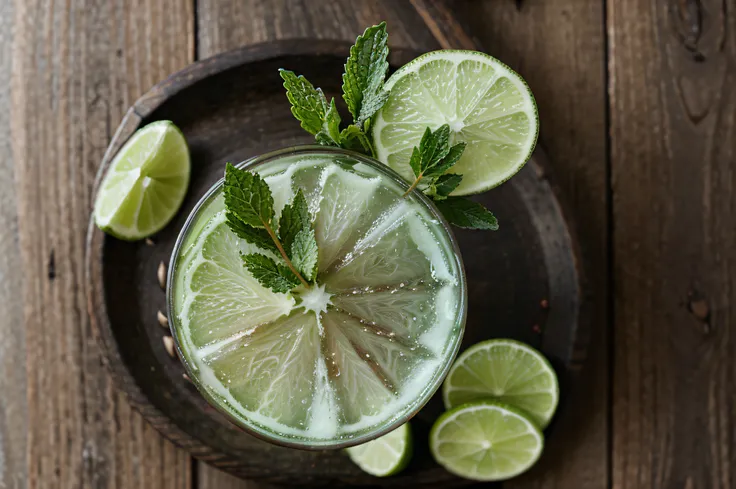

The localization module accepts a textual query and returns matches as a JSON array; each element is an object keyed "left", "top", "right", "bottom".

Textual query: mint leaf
[
  {"left": 358, "top": 90, "right": 389, "bottom": 127},
  {"left": 278, "top": 189, "right": 311, "bottom": 254},
  {"left": 279, "top": 69, "right": 330, "bottom": 136},
  {"left": 408, "top": 145, "right": 422, "bottom": 178},
  {"left": 419, "top": 125, "right": 451, "bottom": 172},
  {"left": 424, "top": 142, "right": 467, "bottom": 179},
  {"left": 226, "top": 212, "right": 278, "bottom": 253},
  {"left": 342, "top": 22, "right": 390, "bottom": 126},
  {"left": 433, "top": 173, "right": 463, "bottom": 198},
  {"left": 290, "top": 228, "right": 318, "bottom": 281},
  {"left": 409, "top": 125, "right": 453, "bottom": 180},
  {"left": 339, "top": 125, "right": 374, "bottom": 156},
  {"left": 315, "top": 98, "right": 341, "bottom": 146},
  {"left": 224, "top": 163, "right": 274, "bottom": 228},
  {"left": 241, "top": 253, "right": 300, "bottom": 293},
  {"left": 403, "top": 125, "right": 460, "bottom": 197},
  {"left": 435, "top": 197, "right": 499, "bottom": 230}
]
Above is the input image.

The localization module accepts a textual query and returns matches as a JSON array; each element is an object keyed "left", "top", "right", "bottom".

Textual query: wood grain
[
  {"left": 196, "top": 0, "right": 440, "bottom": 56},
  {"left": 452, "top": 1, "right": 610, "bottom": 488},
  {"left": 609, "top": 0, "right": 736, "bottom": 487},
  {"left": 8, "top": 0, "right": 194, "bottom": 487},
  {"left": 194, "top": 2, "right": 435, "bottom": 487},
  {"left": 198, "top": 468, "right": 276, "bottom": 489},
  {"left": 0, "top": 1, "right": 27, "bottom": 488}
]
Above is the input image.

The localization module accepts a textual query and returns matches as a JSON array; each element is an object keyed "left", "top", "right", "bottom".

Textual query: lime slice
[
  {"left": 94, "top": 120, "right": 190, "bottom": 240},
  {"left": 443, "top": 339, "right": 558, "bottom": 428},
  {"left": 373, "top": 50, "right": 538, "bottom": 195},
  {"left": 346, "top": 422, "right": 413, "bottom": 477},
  {"left": 430, "top": 400, "right": 544, "bottom": 481},
  {"left": 170, "top": 158, "right": 465, "bottom": 446}
]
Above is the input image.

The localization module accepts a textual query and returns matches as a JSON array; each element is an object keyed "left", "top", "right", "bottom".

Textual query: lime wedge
[
  {"left": 430, "top": 400, "right": 543, "bottom": 481},
  {"left": 443, "top": 339, "right": 558, "bottom": 428},
  {"left": 373, "top": 50, "right": 538, "bottom": 195},
  {"left": 346, "top": 422, "right": 413, "bottom": 477},
  {"left": 94, "top": 120, "right": 190, "bottom": 240},
  {"left": 170, "top": 159, "right": 465, "bottom": 445}
]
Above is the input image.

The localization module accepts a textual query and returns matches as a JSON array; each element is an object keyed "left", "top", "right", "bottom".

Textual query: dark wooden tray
[{"left": 85, "top": 40, "right": 590, "bottom": 487}]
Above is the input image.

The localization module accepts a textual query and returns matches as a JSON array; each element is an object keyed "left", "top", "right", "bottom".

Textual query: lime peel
[
  {"left": 373, "top": 50, "right": 538, "bottom": 196},
  {"left": 94, "top": 120, "right": 190, "bottom": 240},
  {"left": 346, "top": 422, "right": 413, "bottom": 477},
  {"left": 430, "top": 400, "right": 544, "bottom": 481},
  {"left": 442, "top": 338, "right": 559, "bottom": 428}
]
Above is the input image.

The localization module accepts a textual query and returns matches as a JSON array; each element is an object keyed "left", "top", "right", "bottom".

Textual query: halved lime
[
  {"left": 170, "top": 153, "right": 465, "bottom": 447},
  {"left": 94, "top": 120, "right": 190, "bottom": 240},
  {"left": 430, "top": 400, "right": 543, "bottom": 481},
  {"left": 443, "top": 339, "right": 558, "bottom": 428},
  {"left": 346, "top": 422, "right": 412, "bottom": 477},
  {"left": 373, "top": 50, "right": 538, "bottom": 195}
]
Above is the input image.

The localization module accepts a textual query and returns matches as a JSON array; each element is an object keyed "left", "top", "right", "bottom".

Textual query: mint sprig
[
  {"left": 280, "top": 23, "right": 389, "bottom": 157},
  {"left": 434, "top": 198, "right": 499, "bottom": 230},
  {"left": 224, "top": 164, "right": 319, "bottom": 293},
  {"left": 403, "top": 124, "right": 463, "bottom": 196},
  {"left": 241, "top": 253, "right": 300, "bottom": 293},
  {"left": 278, "top": 70, "right": 333, "bottom": 138},
  {"left": 339, "top": 125, "right": 374, "bottom": 155},
  {"left": 401, "top": 125, "right": 498, "bottom": 230},
  {"left": 291, "top": 228, "right": 319, "bottom": 281},
  {"left": 279, "top": 22, "right": 500, "bottom": 231},
  {"left": 433, "top": 173, "right": 463, "bottom": 199},
  {"left": 342, "top": 22, "right": 390, "bottom": 127}
]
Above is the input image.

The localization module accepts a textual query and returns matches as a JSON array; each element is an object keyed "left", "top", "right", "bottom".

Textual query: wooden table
[{"left": 1, "top": 0, "right": 734, "bottom": 488}]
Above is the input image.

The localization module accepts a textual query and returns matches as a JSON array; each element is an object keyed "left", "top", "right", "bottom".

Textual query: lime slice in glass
[
  {"left": 346, "top": 422, "right": 413, "bottom": 477},
  {"left": 443, "top": 339, "right": 558, "bottom": 428},
  {"left": 430, "top": 400, "right": 544, "bottom": 481},
  {"left": 169, "top": 155, "right": 465, "bottom": 447},
  {"left": 93, "top": 120, "right": 190, "bottom": 240},
  {"left": 373, "top": 50, "right": 538, "bottom": 195}
]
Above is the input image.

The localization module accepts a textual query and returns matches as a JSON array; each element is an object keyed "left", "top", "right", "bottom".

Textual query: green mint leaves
[
  {"left": 223, "top": 163, "right": 275, "bottom": 228},
  {"left": 343, "top": 22, "right": 390, "bottom": 127},
  {"left": 290, "top": 228, "right": 319, "bottom": 282},
  {"left": 224, "top": 164, "right": 318, "bottom": 293},
  {"left": 279, "top": 22, "right": 499, "bottom": 232},
  {"left": 280, "top": 23, "right": 389, "bottom": 157},
  {"left": 278, "top": 71, "right": 332, "bottom": 137},
  {"left": 403, "top": 125, "right": 498, "bottom": 230},
  {"left": 240, "top": 253, "right": 300, "bottom": 293},
  {"left": 278, "top": 190, "right": 318, "bottom": 281},
  {"left": 434, "top": 198, "right": 499, "bottom": 230},
  {"left": 433, "top": 173, "right": 464, "bottom": 198}
]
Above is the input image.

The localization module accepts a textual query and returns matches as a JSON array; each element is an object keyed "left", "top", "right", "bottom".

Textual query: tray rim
[{"left": 85, "top": 38, "right": 592, "bottom": 483}]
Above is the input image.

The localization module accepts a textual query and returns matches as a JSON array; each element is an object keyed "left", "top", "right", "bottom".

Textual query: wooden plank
[
  {"left": 193, "top": 1, "right": 439, "bottom": 486},
  {"left": 0, "top": 1, "right": 27, "bottom": 487},
  {"left": 609, "top": 0, "right": 736, "bottom": 488},
  {"left": 450, "top": 1, "right": 610, "bottom": 488},
  {"left": 196, "top": 0, "right": 439, "bottom": 55},
  {"left": 197, "top": 468, "right": 279, "bottom": 489},
  {"left": 8, "top": 0, "right": 194, "bottom": 487}
]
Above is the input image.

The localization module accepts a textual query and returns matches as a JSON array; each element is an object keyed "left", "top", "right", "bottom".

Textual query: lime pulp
[
  {"left": 442, "top": 339, "right": 559, "bottom": 428},
  {"left": 430, "top": 400, "right": 544, "bottom": 481},
  {"left": 169, "top": 149, "right": 466, "bottom": 448},
  {"left": 346, "top": 422, "right": 412, "bottom": 477},
  {"left": 93, "top": 120, "right": 190, "bottom": 240},
  {"left": 373, "top": 50, "right": 538, "bottom": 195}
]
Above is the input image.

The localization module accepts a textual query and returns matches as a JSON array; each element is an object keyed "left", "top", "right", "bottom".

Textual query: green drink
[{"left": 168, "top": 147, "right": 466, "bottom": 449}]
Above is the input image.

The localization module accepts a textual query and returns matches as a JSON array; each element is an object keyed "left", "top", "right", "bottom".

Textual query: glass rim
[{"left": 166, "top": 145, "right": 467, "bottom": 450}]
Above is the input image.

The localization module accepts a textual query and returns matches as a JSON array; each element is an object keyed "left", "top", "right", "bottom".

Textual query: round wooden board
[{"left": 86, "top": 40, "right": 590, "bottom": 487}]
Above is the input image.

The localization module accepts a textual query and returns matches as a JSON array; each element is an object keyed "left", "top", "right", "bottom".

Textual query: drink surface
[{"left": 170, "top": 150, "right": 466, "bottom": 447}]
